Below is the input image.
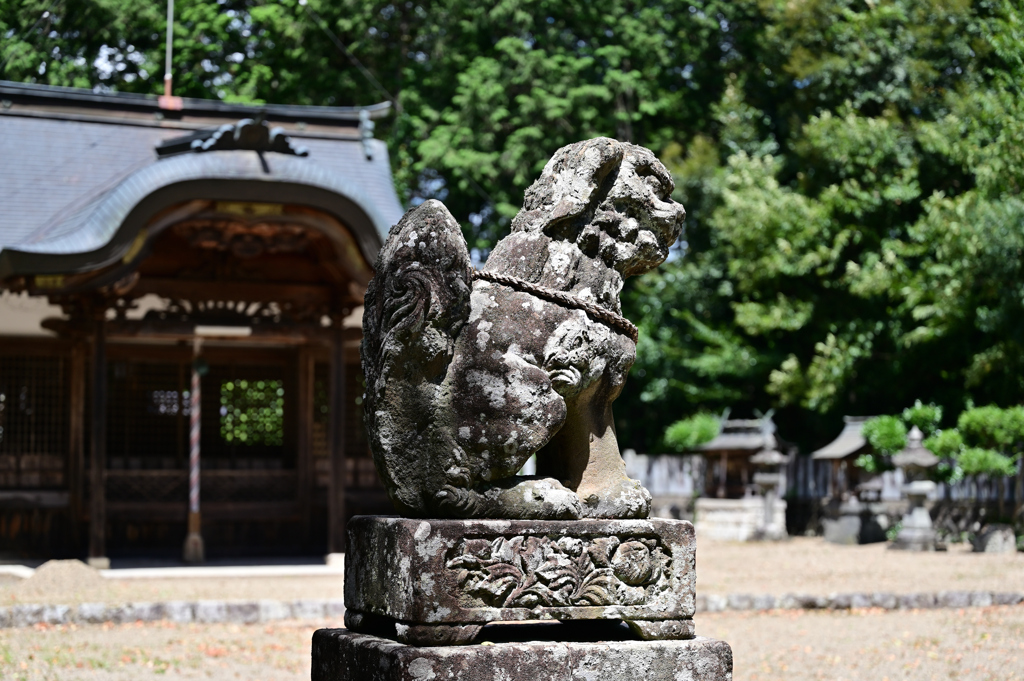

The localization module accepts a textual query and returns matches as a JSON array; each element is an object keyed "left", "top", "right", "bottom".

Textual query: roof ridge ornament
[
  {"left": 359, "top": 109, "right": 375, "bottom": 160},
  {"left": 156, "top": 116, "right": 309, "bottom": 158}
]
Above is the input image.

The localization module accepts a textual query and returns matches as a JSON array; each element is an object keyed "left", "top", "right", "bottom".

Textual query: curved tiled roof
[
  {"left": 0, "top": 81, "right": 404, "bottom": 276},
  {"left": 10, "top": 148, "right": 395, "bottom": 255},
  {"left": 811, "top": 416, "right": 871, "bottom": 460}
]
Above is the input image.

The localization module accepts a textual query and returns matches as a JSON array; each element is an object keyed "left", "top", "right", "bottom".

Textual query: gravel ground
[
  {"left": 0, "top": 561, "right": 345, "bottom": 606},
  {"left": 701, "top": 605, "right": 1024, "bottom": 681},
  {"left": 2, "top": 607, "right": 1022, "bottom": 680},
  {"left": 697, "top": 537, "right": 1024, "bottom": 596},
  {"left": 0, "top": 538, "right": 1021, "bottom": 679},
  {"left": 0, "top": 618, "right": 338, "bottom": 681}
]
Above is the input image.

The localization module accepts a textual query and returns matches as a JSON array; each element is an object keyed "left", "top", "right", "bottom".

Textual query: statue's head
[{"left": 511, "top": 138, "right": 685, "bottom": 277}]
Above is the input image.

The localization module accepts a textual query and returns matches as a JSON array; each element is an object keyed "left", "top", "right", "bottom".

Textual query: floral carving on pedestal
[{"left": 445, "top": 535, "right": 671, "bottom": 608}]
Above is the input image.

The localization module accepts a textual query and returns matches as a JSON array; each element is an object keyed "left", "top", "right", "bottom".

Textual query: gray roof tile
[{"left": 0, "top": 105, "right": 403, "bottom": 259}]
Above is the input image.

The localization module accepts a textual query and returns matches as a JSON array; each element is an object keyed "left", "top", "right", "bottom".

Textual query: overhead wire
[{"left": 297, "top": 0, "right": 399, "bottom": 113}]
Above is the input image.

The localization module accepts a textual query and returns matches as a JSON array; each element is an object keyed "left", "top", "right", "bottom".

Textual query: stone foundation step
[{"left": 312, "top": 627, "right": 733, "bottom": 681}]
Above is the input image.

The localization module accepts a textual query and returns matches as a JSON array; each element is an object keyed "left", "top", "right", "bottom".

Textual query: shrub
[
  {"left": 923, "top": 429, "right": 964, "bottom": 459},
  {"left": 956, "top": 447, "right": 1017, "bottom": 477},
  {"left": 999, "top": 406, "right": 1024, "bottom": 453},
  {"left": 901, "top": 400, "right": 942, "bottom": 436},
  {"left": 664, "top": 413, "right": 720, "bottom": 452},
  {"left": 958, "top": 406, "right": 1009, "bottom": 449},
  {"left": 854, "top": 453, "right": 886, "bottom": 474},
  {"left": 862, "top": 415, "right": 907, "bottom": 455}
]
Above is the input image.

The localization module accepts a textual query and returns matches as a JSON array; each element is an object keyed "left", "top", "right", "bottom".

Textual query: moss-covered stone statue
[{"left": 362, "top": 137, "right": 685, "bottom": 520}]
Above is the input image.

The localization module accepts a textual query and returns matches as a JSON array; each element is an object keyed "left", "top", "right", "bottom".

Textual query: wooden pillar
[
  {"left": 717, "top": 451, "right": 727, "bottom": 499},
  {"left": 88, "top": 316, "right": 108, "bottom": 567},
  {"left": 327, "top": 325, "right": 347, "bottom": 555},
  {"left": 296, "top": 346, "right": 315, "bottom": 548},
  {"left": 182, "top": 339, "right": 205, "bottom": 563},
  {"left": 68, "top": 341, "right": 86, "bottom": 550},
  {"left": 1015, "top": 460, "right": 1023, "bottom": 521}
]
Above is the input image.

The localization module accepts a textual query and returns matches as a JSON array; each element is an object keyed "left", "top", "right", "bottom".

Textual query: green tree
[
  {"left": 6, "top": 0, "right": 1024, "bottom": 459},
  {"left": 855, "top": 414, "right": 906, "bottom": 473},
  {"left": 1, "top": 0, "right": 739, "bottom": 248},
  {"left": 619, "top": 0, "right": 1024, "bottom": 451}
]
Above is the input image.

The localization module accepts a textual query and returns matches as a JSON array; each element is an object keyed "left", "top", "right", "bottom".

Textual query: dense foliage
[
  {"left": 862, "top": 416, "right": 907, "bottom": 457},
  {"left": 4, "top": 0, "right": 1024, "bottom": 452},
  {"left": 623, "top": 0, "right": 1024, "bottom": 452},
  {"left": 858, "top": 403, "right": 1023, "bottom": 480}
]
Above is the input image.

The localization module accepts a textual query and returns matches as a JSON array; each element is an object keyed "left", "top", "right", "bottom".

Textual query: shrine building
[{"left": 0, "top": 80, "right": 401, "bottom": 563}]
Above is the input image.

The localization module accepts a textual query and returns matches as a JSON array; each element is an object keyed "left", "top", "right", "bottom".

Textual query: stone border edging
[
  {"left": 0, "top": 598, "right": 345, "bottom": 628},
  {"left": 696, "top": 591, "right": 1024, "bottom": 613},
  {"left": 0, "top": 592, "right": 1020, "bottom": 629}
]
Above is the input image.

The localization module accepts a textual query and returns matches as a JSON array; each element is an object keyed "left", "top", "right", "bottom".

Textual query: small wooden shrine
[
  {"left": 811, "top": 416, "right": 872, "bottom": 498},
  {"left": 696, "top": 415, "right": 781, "bottom": 499}
]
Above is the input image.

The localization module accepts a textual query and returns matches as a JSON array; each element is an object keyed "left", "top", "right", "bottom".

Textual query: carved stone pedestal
[
  {"left": 343, "top": 516, "right": 695, "bottom": 646},
  {"left": 312, "top": 627, "right": 733, "bottom": 681}
]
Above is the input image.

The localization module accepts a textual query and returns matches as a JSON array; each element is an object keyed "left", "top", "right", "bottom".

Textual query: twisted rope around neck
[{"left": 471, "top": 269, "right": 639, "bottom": 344}]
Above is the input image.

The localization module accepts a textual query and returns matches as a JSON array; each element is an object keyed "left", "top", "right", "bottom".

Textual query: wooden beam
[
  {"left": 102, "top": 343, "right": 296, "bottom": 365},
  {"left": 44, "top": 317, "right": 349, "bottom": 344},
  {"left": 132, "top": 277, "right": 333, "bottom": 307},
  {"left": 88, "top": 316, "right": 108, "bottom": 565},
  {"left": 106, "top": 502, "right": 301, "bottom": 522},
  {"left": 327, "top": 325, "right": 347, "bottom": 554},
  {"left": 0, "top": 337, "right": 73, "bottom": 356}
]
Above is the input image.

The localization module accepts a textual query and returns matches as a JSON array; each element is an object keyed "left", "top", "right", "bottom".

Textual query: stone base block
[
  {"left": 694, "top": 498, "right": 786, "bottom": 543},
  {"left": 344, "top": 516, "right": 695, "bottom": 645},
  {"left": 972, "top": 524, "right": 1017, "bottom": 553},
  {"left": 890, "top": 507, "right": 936, "bottom": 551},
  {"left": 312, "top": 627, "right": 733, "bottom": 681}
]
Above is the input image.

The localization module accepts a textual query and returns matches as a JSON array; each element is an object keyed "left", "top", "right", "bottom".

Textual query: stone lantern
[
  {"left": 890, "top": 426, "right": 939, "bottom": 551},
  {"left": 892, "top": 426, "right": 939, "bottom": 482},
  {"left": 750, "top": 444, "right": 788, "bottom": 540}
]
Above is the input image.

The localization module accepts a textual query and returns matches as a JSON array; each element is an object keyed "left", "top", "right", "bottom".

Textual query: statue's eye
[{"left": 645, "top": 175, "right": 669, "bottom": 199}]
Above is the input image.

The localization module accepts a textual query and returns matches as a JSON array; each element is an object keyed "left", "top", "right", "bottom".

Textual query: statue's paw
[
  {"left": 484, "top": 477, "right": 582, "bottom": 520},
  {"left": 433, "top": 485, "right": 484, "bottom": 517},
  {"left": 579, "top": 478, "right": 652, "bottom": 519}
]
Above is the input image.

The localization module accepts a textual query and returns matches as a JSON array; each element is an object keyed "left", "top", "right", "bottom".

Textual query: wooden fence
[{"left": 625, "top": 450, "right": 1022, "bottom": 512}]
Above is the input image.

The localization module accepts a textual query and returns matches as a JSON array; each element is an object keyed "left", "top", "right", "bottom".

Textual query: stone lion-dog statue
[{"left": 362, "top": 137, "right": 685, "bottom": 520}]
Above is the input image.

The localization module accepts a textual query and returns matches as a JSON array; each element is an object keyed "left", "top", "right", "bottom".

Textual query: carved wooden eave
[
  {"left": 21, "top": 197, "right": 374, "bottom": 342},
  {"left": 155, "top": 118, "right": 309, "bottom": 159},
  {"left": 40, "top": 316, "right": 362, "bottom": 346}
]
